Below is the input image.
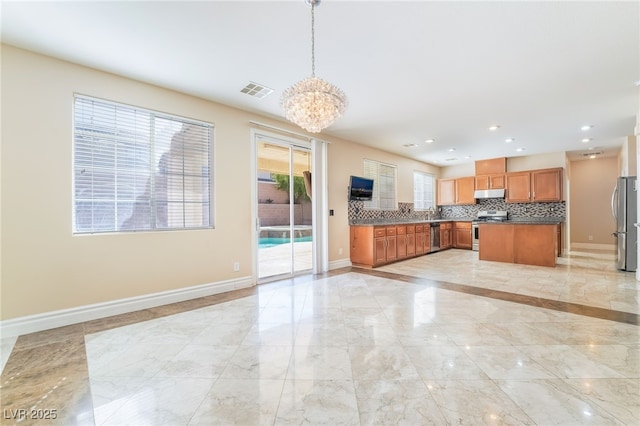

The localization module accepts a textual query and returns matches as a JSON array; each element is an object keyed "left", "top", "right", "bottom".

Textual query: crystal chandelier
[{"left": 281, "top": 0, "right": 348, "bottom": 133}]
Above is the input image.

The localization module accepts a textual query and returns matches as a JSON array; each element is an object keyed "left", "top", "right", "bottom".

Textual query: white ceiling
[{"left": 2, "top": 0, "right": 638, "bottom": 166}]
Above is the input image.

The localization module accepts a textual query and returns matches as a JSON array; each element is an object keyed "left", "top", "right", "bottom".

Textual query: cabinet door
[
  {"left": 415, "top": 226, "right": 424, "bottom": 254},
  {"left": 406, "top": 232, "right": 416, "bottom": 257},
  {"left": 532, "top": 168, "right": 562, "bottom": 202},
  {"left": 506, "top": 172, "right": 531, "bottom": 203},
  {"left": 489, "top": 174, "right": 506, "bottom": 189},
  {"left": 386, "top": 235, "right": 397, "bottom": 261},
  {"left": 374, "top": 237, "right": 387, "bottom": 264},
  {"left": 454, "top": 222, "right": 472, "bottom": 249},
  {"left": 437, "top": 179, "right": 456, "bottom": 206},
  {"left": 456, "top": 177, "right": 476, "bottom": 205},
  {"left": 397, "top": 234, "right": 407, "bottom": 259},
  {"left": 424, "top": 229, "right": 431, "bottom": 253},
  {"left": 475, "top": 175, "right": 490, "bottom": 190}
]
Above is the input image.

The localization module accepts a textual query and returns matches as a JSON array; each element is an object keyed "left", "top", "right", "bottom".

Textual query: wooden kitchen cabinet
[
  {"left": 532, "top": 168, "right": 563, "bottom": 202},
  {"left": 351, "top": 223, "right": 428, "bottom": 267},
  {"left": 505, "top": 168, "right": 563, "bottom": 203},
  {"left": 437, "top": 177, "right": 476, "bottom": 206},
  {"left": 454, "top": 221, "right": 472, "bottom": 249},
  {"left": 505, "top": 172, "right": 531, "bottom": 203},
  {"left": 396, "top": 226, "right": 407, "bottom": 259},
  {"left": 479, "top": 223, "right": 557, "bottom": 267},
  {"left": 415, "top": 225, "right": 426, "bottom": 255},
  {"left": 385, "top": 227, "right": 397, "bottom": 262},
  {"left": 475, "top": 174, "right": 505, "bottom": 190},
  {"left": 406, "top": 225, "right": 416, "bottom": 257},
  {"left": 437, "top": 179, "right": 456, "bottom": 205},
  {"left": 475, "top": 157, "right": 507, "bottom": 175},
  {"left": 440, "top": 222, "right": 453, "bottom": 249},
  {"left": 456, "top": 177, "right": 476, "bottom": 204}
]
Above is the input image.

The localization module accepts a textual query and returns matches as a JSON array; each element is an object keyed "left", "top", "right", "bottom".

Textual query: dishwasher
[{"left": 430, "top": 222, "right": 440, "bottom": 252}]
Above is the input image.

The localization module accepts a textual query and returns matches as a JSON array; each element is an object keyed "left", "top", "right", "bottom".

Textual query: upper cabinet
[
  {"left": 475, "top": 174, "right": 505, "bottom": 190},
  {"left": 531, "top": 168, "right": 563, "bottom": 202},
  {"left": 437, "top": 176, "right": 476, "bottom": 206},
  {"left": 475, "top": 157, "right": 506, "bottom": 175},
  {"left": 505, "top": 167, "right": 563, "bottom": 203}
]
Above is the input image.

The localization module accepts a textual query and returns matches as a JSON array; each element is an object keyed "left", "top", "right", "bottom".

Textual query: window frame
[
  {"left": 72, "top": 94, "right": 214, "bottom": 235},
  {"left": 363, "top": 159, "right": 398, "bottom": 210},
  {"left": 413, "top": 170, "right": 435, "bottom": 211}
]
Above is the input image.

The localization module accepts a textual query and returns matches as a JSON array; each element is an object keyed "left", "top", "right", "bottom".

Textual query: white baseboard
[
  {"left": 0, "top": 276, "right": 254, "bottom": 339},
  {"left": 329, "top": 258, "right": 352, "bottom": 270},
  {"left": 571, "top": 242, "right": 616, "bottom": 251}
]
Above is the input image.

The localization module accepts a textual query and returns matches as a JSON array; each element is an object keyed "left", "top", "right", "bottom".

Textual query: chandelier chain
[
  {"left": 280, "top": 0, "right": 347, "bottom": 133},
  {"left": 311, "top": 3, "right": 315, "bottom": 77}
]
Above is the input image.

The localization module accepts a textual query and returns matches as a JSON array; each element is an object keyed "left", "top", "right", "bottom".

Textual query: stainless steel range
[{"left": 472, "top": 210, "right": 508, "bottom": 251}]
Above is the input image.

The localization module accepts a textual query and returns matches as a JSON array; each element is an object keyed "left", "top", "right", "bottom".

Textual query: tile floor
[{"left": 1, "top": 248, "right": 638, "bottom": 425}]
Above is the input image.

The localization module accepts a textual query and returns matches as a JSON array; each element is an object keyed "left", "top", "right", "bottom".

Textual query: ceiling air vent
[
  {"left": 240, "top": 82, "right": 274, "bottom": 99},
  {"left": 445, "top": 158, "right": 458, "bottom": 162},
  {"left": 582, "top": 151, "right": 604, "bottom": 157}
]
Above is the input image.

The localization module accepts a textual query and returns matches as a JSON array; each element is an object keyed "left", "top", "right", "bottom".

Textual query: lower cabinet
[
  {"left": 454, "top": 221, "right": 472, "bottom": 249},
  {"left": 478, "top": 223, "right": 557, "bottom": 267},
  {"left": 440, "top": 222, "right": 453, "bottom": 249},
  {"left": 350, "top": 222, "right": 434, "bottom": 267}
]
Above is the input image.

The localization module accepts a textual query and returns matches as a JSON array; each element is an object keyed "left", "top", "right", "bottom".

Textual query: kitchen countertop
[
  {"left": 478, "top": 219, "right": 563, "bottom": 225},
  {"left": 349, "top": 217, "right": 564, "bottom": 226},
  {"left": 349, "top": 218, "right": 473, "bottom": 226}
]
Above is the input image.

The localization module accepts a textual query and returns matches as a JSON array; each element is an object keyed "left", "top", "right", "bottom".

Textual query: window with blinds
[
  {"left": 73, "top": 95, "right": 213, "bottom": 234},
  {"left": 363, "top": 159, "right": 397, "bottom": 210},
  {"left": 413, "top": 171, "right": 435, "bottom": 210}
]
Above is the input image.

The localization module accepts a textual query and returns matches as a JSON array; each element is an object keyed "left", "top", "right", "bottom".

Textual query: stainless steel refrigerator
[{"left": 612, "top": 176, "right": 637, "bottom": 271}]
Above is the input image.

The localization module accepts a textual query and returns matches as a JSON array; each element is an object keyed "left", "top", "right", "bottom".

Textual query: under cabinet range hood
[{"left": 474, "top": 188, "right": 505, "bottom": 199}]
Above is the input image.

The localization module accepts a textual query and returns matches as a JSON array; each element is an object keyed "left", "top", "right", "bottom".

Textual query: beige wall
[
  {"left": 0, "top": 45, "right": 440, "bottom": 321},
  {"left": 326, "top": 140, "right": 439, "bottom": 261},
  {"left": 569, "top": 157, "right": 617, "bottom": 244}
]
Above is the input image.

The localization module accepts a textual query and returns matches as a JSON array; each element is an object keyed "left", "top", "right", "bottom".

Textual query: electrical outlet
[
  {"left": 338, "top": 247, "right": 343, "bottom": 255},
  {"left": 588, "top": 235, "right": 593, "bottom": 241},
  {"left": 233, "top": 261, "right": 240, "bottom": 271}
]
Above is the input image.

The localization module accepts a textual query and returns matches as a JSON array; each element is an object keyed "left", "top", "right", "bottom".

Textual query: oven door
[{"left": 472, "top": 222, "right": 479, "bottom": 251}]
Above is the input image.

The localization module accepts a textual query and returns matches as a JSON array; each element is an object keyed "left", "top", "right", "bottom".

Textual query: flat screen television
[{"left": 349, "top": 175, "right": 374, "bottom": 201}]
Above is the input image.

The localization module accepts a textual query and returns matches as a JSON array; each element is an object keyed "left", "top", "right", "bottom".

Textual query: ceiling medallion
[{"left": 281, "top": 0, "right": 348, "bottom": 133}]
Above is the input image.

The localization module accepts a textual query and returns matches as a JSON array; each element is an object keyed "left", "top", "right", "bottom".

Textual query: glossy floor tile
[{"left": 1, "top": 248, "right": 638, "bottom": 425}]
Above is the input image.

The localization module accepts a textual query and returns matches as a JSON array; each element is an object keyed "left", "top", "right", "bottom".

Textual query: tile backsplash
[{"left": 348, "top": 199, "right": 565, "bottom": 223}]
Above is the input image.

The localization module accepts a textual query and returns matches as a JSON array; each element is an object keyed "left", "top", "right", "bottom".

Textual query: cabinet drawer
[
  {"left": 455, "top": 221, "right": 471, "bottom": 229},
  {"left": 415, "top": 225, "right": 424, "bottom": 232},
  {"left": 396, "top": 226, "right": 406, "bottom": 235},
  {"left": 386, "top": 227, "right": 396, "bottom": 236},
  {"left": 374, "top": 228, "right": 386, "bottom": 238},
  {"left": 406, "top": 225, "right": 415, "bottom": 234},
  {"left": 441, "top": 222, "right": 452, "bottom": 229}
]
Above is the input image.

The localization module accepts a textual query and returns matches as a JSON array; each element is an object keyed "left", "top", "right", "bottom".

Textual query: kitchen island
[{"left": 479, "top": 222, "right": 559, "bottom": 267}]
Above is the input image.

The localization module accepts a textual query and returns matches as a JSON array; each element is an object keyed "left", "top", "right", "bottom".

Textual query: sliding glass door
[{"left": 255, "top": 134, "right": 312, "bottom": 281}]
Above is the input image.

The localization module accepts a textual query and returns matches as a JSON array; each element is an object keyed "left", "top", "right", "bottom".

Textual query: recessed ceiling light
[
  {"left": 635, "top": 80, "right": 640, "bottom": 87},
  {"left": 588, "top": 147, "right": 594, "bottom": 150},
  {"left": 464, "top": 156, "right": 471, "bottom": 159},
  {"left": 424, "top": 139, "right": 435, "bottom": 144},
  {"left": 403, "top": 143, "right": 418, "bottom": 148},
  {"left": 489, "top": 125, "right": 500, "bottom": 131},
  {"left": 581, "top": 138, "right": 592, "bottom": 143},
  {"left": 516, "top": 147, "right": 525, "bottom": 152},
  {"left": 505, "top": 138, "right": 515, "bottom": 143},
  {"left": 581, "top": 125, "right": 593, "bottom": 131},
  {"left": 448, "top": 148, "right": 456, "bottom": 152}
]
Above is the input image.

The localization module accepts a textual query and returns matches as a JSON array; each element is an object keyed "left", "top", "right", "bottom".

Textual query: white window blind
[
  {"left": 414, "top": 171, "right": 435, "bottom": 210},
  {"left": 73, "top": 95, "right": 213, "bottom": 234},
  {"left": 363, "top": 159, "right": 397, "bottom": 210}
]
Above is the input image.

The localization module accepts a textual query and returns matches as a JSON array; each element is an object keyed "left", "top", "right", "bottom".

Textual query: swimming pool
[{"left": 259, "top": 236, "right": 313, "bottom": 248}]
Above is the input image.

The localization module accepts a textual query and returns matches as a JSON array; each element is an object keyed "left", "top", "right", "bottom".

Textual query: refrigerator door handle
[{"left": 611, "top": 183, "right": 618, "bottom": 221}]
